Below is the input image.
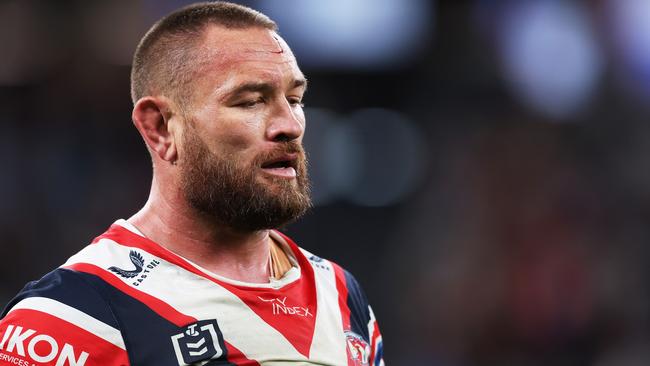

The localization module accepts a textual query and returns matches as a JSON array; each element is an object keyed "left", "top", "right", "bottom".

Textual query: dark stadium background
[{"left": 2, "top": 1, "right": 650, "bottom": 365}]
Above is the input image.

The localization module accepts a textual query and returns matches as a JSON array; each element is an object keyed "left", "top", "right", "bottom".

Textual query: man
[{"left": 0, "top": 2, "right": 383, "bottom": 366}]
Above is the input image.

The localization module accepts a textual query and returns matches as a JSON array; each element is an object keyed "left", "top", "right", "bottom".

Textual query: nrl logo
[{"left": 170, "top": 320, "right": 226, "bottom": 366}]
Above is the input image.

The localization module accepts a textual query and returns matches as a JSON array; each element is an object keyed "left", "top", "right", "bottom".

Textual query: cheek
[
  {"left": 219, "top": 120, "right": 263, "bottom": 148},
  {"left": 208, "top": 128, "right": 262, "bottom": 163},
  {"left": 196, "top": 111, "right": 264, "bottom": 151},
  {"left": 294, "top": 109, "right": 306, "bottom": 125},
  {"left": 296, "top": 112, "right": 307, "bottom": 140}
]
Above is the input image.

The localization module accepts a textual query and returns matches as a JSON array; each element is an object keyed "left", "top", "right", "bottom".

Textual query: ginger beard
[{"left": 179, "top": 125, "right": 311, "bottom": 232}]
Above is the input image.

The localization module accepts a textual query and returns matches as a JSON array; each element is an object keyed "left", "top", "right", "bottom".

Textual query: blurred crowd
[{"left": 2, "top": 1, "right": 650, "bottom": 365}]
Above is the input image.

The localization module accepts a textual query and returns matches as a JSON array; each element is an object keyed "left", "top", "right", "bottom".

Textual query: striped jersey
[{"left": 0, "top": 220, "right": 384, "bottom": 366}]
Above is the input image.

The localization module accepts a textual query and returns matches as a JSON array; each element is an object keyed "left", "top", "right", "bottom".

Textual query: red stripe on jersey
[
  {"left": 65, "top": 263, "right": 196, "bottom": 327},
  {"left": 92, "top": 225, "right": 318, "bottom": 358},
  {"left": 369, "top": 320, "right": 381, "bottom": 364},
  {"left": 0, "top": 308, "right": 129, "bottom": 366},
  {"left": 224, "top": 341, "right": 260, "bottom": 366}
]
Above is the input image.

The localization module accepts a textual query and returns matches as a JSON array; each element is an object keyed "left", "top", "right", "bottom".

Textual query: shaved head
[{"left": 130, "top": 1, "right": 277, "bottom": 111}]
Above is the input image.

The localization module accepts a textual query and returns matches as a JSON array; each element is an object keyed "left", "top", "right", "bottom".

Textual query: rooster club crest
[
  {"left": 345, "top": 331, "right": 371, "bottom": 366},
  {"left": 171, "top": 320, "right": 227, "bottom": 366}
]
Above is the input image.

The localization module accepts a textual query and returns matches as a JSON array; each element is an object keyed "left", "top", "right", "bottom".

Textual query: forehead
[{"left": 197, "top": 26, "right": 303, "bottom": 87}]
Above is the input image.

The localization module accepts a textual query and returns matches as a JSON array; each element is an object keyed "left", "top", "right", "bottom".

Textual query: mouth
[{"left": 260, "top": 153, "right": 298, "bottom": 178}]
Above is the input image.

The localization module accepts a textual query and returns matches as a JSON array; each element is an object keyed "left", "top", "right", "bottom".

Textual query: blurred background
[{"left": 2, "top": 0, "right": 650, "bottom": 365}]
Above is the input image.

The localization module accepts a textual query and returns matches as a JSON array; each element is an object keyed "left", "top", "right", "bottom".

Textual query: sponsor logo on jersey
[
  {"left": 0, "top": 324, "right": 89, "bottom": 366},
  {"left": 345, "top": 331, "right": 370, "bottom": 366},
  {"left": 170, "top": 320, "right": 226, "bottom": 366},
  {"left": 108, "top": 250, "right": 160, "bottom": 287},
  {"left": 308, "top": 255, "right": 323, "bottom": 263},
  {"left": 109, "top": 250, "right": 145, "bottom": 278},
  {"left": 257, "top": 296, "right": 313, "bottom": 317},
  {"left": 308, "top": 255, "right": 330, "bottom": 271}
]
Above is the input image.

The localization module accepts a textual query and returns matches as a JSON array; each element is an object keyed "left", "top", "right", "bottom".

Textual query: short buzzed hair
[{"left": 130, "top": 1, "right": 277, "bottom": 109}]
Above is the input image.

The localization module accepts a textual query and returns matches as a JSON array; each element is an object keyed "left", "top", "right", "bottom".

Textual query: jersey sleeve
[
  {"left": 333, "top": 264, "right": 385, "bottom": 366},
  {"left": 0, "top": 269, "right": 130, "bottom": 366}
]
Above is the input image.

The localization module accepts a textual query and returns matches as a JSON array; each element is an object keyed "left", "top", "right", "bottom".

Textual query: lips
[{"left": 260, "top": 153, "right": 299, "bottom": 178}]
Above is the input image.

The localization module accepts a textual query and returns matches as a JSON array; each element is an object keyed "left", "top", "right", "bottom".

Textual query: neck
[{"left": 128, "top": 180, "right": 273, "bottom": 283}]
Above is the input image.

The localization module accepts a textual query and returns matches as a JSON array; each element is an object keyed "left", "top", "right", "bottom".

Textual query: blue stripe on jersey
[
  {"left": 374, "top": 341, "right": 383, "bottom": 366},
  {"left": 2, "top": 269, "right": 237, "bottom": 366},
  {"left": 343, "top": 269, "right": 371, "bottom": 342},
  {"left": 1, "top": 268, "right": 119, "bottom": 329},
  {"left": 77, "top": 272, "right": 236, "bottom": 366}
]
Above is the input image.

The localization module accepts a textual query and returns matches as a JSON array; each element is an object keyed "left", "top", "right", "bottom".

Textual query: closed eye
[
  {"left": 236, "top": 97, "right": 265, "bottom": 108},
  {"left": 288, "top": 97, "right": 304, "bottom": 107}
]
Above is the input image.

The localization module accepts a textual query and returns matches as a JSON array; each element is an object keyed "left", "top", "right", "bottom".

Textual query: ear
[{"left": 132, "top": 96, "right": 178, "bottom": 164}]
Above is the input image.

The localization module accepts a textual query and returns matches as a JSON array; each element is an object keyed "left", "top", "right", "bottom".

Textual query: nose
[{"left": 266, "top": 99, "right": 304, "bottom": 142}]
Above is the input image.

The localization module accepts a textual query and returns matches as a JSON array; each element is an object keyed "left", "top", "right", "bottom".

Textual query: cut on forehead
[
  {"left": 196, "top": 25, "right": 297, "bottom": 62},
  {"left": 173, "top": 26, "right": 300, "bottom": 110},
  {"left": 187, "top": 26, "right": 304, "bottom": 94}
]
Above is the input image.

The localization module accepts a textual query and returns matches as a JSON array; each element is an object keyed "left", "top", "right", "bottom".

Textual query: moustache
[{"left": 255, "top": 142, "right": 307, "bottom": 172}]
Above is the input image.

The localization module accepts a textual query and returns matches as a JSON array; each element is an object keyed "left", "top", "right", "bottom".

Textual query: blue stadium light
[
  {"left": 607, "top": 0, "right": 650, "bottom": 100},
  {"left": 257, "top": 0, "right": 433, "bottom": 70},
  {"left": 497, "top": 0, "right": 603, "bottom": 120}
]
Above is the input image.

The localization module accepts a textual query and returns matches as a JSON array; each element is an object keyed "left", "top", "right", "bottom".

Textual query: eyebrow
[
  {"left": 293, "top": 78, "right": 308, "bottom": 92},
  {"left": 227, "top": 78, "right": 308, "bottom": 99}
]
